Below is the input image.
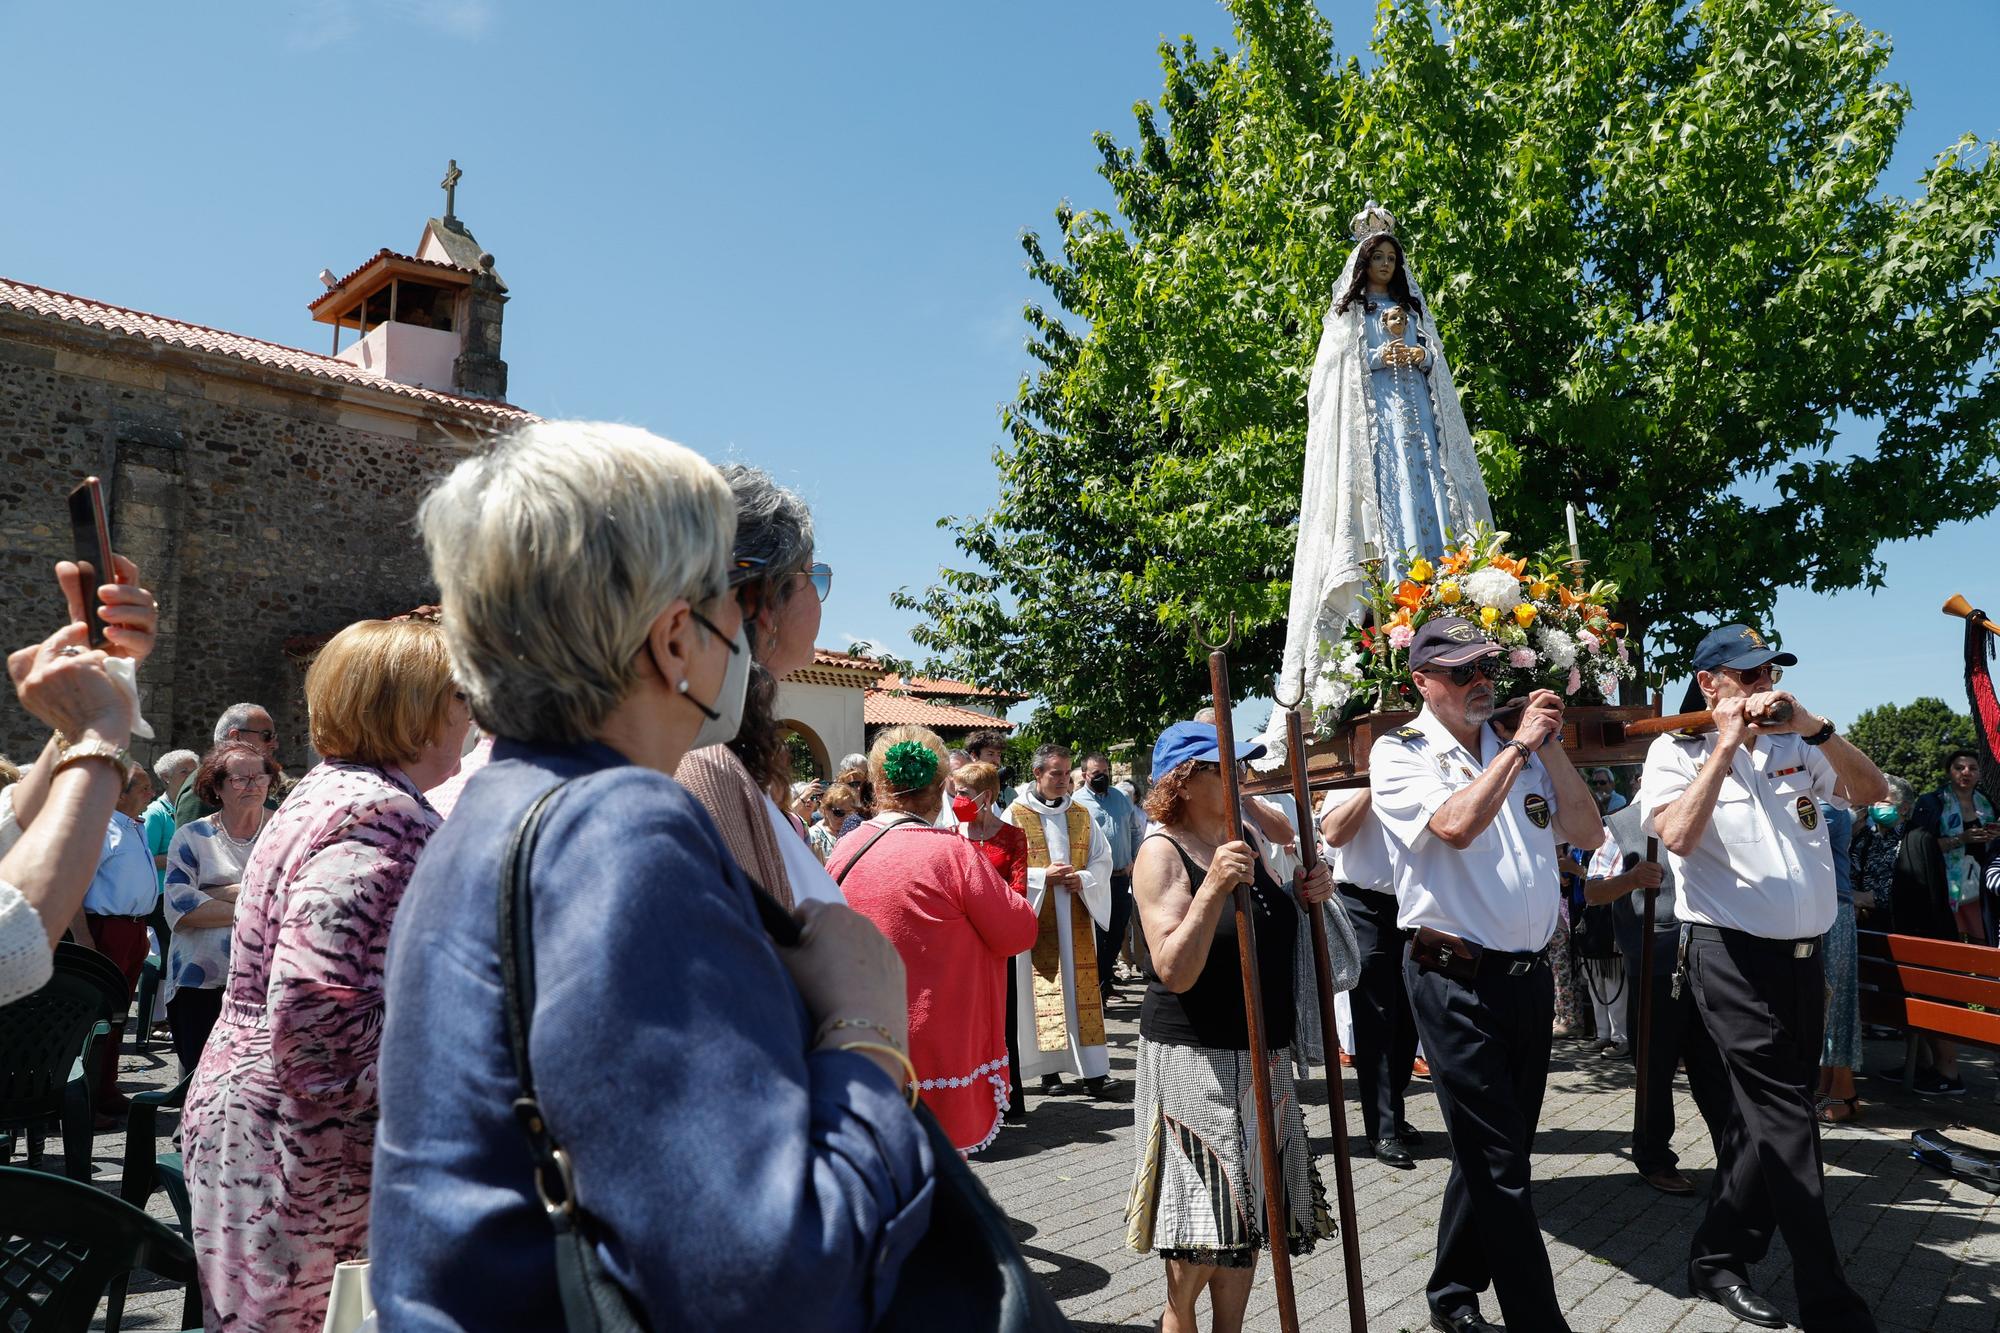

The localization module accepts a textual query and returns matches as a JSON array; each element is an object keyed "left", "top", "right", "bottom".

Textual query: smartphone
[{"left": 67, "top": 476, "right": 116, "bottom": 646}]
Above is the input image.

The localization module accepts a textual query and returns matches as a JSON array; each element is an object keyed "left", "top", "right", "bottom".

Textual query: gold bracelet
[
  {"left": 813, "top": 1016, "right": 903, "bottom": 1050},
  {"left": 835, "top": 1041, "right": 920, "bottom": 1107}
]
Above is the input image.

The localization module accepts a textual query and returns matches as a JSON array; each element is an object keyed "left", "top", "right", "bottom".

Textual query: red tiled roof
[
  {"left": 306, "top": 248, "right": 475, "bottom": 313},
  {"left": 0, "top": 276, "right": 533, "bottom": 422},
  {"left": 864, "top": 690, "right": 1015, "bottom": 733},
  {"left": 876, "top": 671, "right": 1023, "bottom": 702},
  {"left": 814, "top": 648, "right": 882, "bottom": 670}
]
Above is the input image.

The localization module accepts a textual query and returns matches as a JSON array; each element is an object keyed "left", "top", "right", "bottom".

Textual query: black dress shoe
[
  {"left": 1081, "top": 1075, "right": 1109, "bottom": 1095},
  {"left": 1038, "top": 1074, "right": 1062, "bottom": 1093},
  {"left": 1429, "top": 1310, "right": 1500, "bottom": 1332},
  {"left": 1696, "top": 1283, "right": 1785, "bottom": 1328},
  {"left": 1374, "top": 1137, "right": 1416, "bottom": 1170},
  {"left": 1396, "top": 1121, "right": 1424, "bottom": 1145}
]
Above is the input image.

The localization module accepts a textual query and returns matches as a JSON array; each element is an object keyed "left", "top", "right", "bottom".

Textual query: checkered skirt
[{"left": 1124, "top": 1037, "right": 1335, "bottom": 1268}]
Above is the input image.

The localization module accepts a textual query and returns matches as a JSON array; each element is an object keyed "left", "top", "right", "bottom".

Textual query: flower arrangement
[{"left": 1309, "top": 524, "right": 1637, "bottom": 733}]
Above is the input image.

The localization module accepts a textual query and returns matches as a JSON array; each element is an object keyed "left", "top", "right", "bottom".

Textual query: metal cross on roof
[{"left": 441, "top": 159, "right": 462, "bottom": 221}]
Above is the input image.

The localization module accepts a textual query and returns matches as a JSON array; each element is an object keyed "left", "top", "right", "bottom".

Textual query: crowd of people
[{"left": 0, "top": 417, "right": 1994, "bottom": 1332}]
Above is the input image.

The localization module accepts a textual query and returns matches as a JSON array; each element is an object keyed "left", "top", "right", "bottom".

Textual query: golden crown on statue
[{"left": 1350, "top": 201, "right": 1397, "bottom": 243}]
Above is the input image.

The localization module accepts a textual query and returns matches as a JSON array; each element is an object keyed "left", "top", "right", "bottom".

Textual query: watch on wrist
[
  {"left": 53, "top": 735, "right": 133, "bottom": 777},
  {"left": 1801, "top": 718, "right": 1836, "bottom": 747}
]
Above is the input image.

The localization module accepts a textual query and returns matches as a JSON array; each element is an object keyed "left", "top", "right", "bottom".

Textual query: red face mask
[{"left": 950, "top": 794, "right": 982, "bottom": 823}]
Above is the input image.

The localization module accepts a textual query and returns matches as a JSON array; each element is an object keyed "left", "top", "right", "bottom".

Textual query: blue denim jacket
[{"left": 371, "top": 739, "right": 933, "bottom": 1331}]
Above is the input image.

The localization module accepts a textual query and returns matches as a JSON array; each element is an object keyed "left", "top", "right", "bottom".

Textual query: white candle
[{"left": 1565, "top": 503, "right": 1580, "bottom": 563}]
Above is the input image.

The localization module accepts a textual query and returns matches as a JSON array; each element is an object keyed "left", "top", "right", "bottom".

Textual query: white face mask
[{"left": 684, "top": 618, "right": 752, "bottom": 750}]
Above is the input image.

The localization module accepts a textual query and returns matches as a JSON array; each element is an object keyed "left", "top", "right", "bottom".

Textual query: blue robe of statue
[{"left": 1363, "top": 301, "right": 1455, "bottom": 572}]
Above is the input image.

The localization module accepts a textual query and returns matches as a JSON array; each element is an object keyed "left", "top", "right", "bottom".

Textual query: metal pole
[
  {"left": 1208, "top": 645, "right": 1301, "bottom": 1333},
  {"left": 1284, "top": 707, "right": 1368, "bottom": 1332}
]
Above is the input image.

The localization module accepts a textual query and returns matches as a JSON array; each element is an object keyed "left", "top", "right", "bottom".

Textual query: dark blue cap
[
  {"left": 1152, "top": 721, "right": 1265, "bottom": 779},
  {"left": 1691, "top": 623, "right": 1798, "bottom": 674}
]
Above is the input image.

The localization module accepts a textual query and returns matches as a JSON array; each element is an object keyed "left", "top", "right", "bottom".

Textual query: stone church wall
[{"left": 0, "top": 314, "right": 500, "bottom": 770}]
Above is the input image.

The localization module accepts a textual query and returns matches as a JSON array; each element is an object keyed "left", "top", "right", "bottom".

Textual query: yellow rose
[
  {"left": 1479, "top": 606, "right": 1500, "bottom": 630},
  {"left": 1437, "top": 581, "right": 1463, "bottom": 605},
  {"left": 1514, "top": 602, "right": 1538, "bottom": 627},
  {"left": 1529, "top": 580, "right": 1552, "bottom": 599},
  {"left": 1409, "top": 557, "right": 1435, "bottom": 583}
]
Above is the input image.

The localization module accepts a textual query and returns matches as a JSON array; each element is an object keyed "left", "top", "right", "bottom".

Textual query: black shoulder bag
[{"left": 502, "top": 791, "right": 1070, "bottom": 1333}]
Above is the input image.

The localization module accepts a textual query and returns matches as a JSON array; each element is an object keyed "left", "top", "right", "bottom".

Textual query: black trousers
[
  {"left": 167, "top": 986, "right": 223, "bottom": 1080},
  {"left": 1406, "top": 955, "right": 1569, "bottom": 1332},
  {"left": 1342, "top": 886, "right": 1416, "bottom": 1140},
  {"left": 1621, "top": 928, "right": 1731, "bottom": 1174},
  {"left": 1095, "top": 871, "right": 1134, "bottom": 997},
  {"left": 1685, "top": 929, "right": 1877, "bottom": 1332},
  {"left": 1004, "top": 961, "right": 1024, "bottom": 1111}
]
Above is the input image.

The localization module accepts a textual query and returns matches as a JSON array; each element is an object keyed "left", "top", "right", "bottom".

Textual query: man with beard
[{"left": 1369, "top": 616, "right": 1603, "bottom": 1333}]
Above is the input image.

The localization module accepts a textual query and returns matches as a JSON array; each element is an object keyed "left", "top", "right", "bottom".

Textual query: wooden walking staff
[
  {"left": 1202, "top": 617, "right": 1301, "bottom": 1333},
  {"left": 1280, "top": 701, "right": 1369, "bottom": 1333},
  {"left": 1634, "top": 835, "right": 1660, "bottom": 1143}
]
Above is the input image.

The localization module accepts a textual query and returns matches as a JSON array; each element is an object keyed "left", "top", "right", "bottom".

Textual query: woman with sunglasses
[{"left": 675, "top": 464, "right": 845, "bottom": 908}]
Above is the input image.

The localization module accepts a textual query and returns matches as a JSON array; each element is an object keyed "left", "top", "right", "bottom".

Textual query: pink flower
[
  {"left": 1615, "top": 637, "right": 1630, "bottom": 663},
  {"left": 1508, "top": 648, "right": 1537, "bottom": 669},
  {"left": 1388, "top": 624, "right": 1415, "bottom": 651},
  {"left": 1566, "top": 666, "right": 1582, "bottom": 695},
  {"left": 1577, "top": 629, "right": 1601, "bottom": 655}
]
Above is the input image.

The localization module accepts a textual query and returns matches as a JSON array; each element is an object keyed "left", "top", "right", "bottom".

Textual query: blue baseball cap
[
  {"left": 1691, "top": 623, "right": 1798, "bottom": 674},
  {"left": 1152, "top": 721, "right": 1266, "bottom": 779}
]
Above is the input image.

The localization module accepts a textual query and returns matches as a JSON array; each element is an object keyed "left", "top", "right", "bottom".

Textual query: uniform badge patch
[
  {"left": 1796, "top": 796, "right": 1819, "bottom": 830},
  {"left": 1392, "top": 726, "right": 1425, "bottom": 743},
  {"left": 1523, "top": 793, "right": 1552, "bottom": 829}
]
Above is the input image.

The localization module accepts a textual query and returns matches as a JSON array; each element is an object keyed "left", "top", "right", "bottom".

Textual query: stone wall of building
[{"left": 0, "top": 313, "right": 503, "bottom": 770}]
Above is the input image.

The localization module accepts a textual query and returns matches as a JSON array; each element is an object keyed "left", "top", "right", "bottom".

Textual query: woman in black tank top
[{"left": 1122, "top": 727, "right": 1339, "bottom": 1329}]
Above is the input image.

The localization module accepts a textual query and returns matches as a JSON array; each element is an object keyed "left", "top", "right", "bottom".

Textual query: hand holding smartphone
[{"left": 67, "top": 477, "right": 118, "bottom": 646}]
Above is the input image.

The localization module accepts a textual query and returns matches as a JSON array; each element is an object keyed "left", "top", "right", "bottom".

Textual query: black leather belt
[
  {"left": 1477, "top": 945, "right": 1549, "bottom": 978},
  {"left": 1687, "top": 922, "right": 1817, "bottom": 959}
]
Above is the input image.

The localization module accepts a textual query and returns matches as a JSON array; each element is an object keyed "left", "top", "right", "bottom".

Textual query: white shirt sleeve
[
  {"left": 1803, "top": 737, "right": 1847, "bottom": 807},
  {"left": 0, "top": 880, "right": 52, "bottom": 1006},
  {"left": 1368, "top": 735, "right": 1453, "bottom": 851},
  {"left": 1587, "top": 825, "right": 1625, "bottom": 880},
  {"left": 0, "top": 785, "right": 21, "bottom": 858},
  {"left": 1638, "top": 736, "right": 1698, "bottom": 838}
]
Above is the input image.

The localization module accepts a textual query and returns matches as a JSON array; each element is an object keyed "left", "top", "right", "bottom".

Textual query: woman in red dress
[
  {"left": 948, "top": 759, "right": 1031, "bottom": 1121},
  {"left": 829, "top": 728, "right": 1038, "bottom": 1154}
]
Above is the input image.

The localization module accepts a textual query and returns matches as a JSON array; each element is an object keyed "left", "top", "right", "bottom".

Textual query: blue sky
[{"left": 2, "top": 0, "right": 1993, "bottom": 730}]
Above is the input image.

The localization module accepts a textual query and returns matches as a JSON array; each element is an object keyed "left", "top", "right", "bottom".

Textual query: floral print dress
[{"left": 182, "top": 762, "right": 441, "bottom": 1331}]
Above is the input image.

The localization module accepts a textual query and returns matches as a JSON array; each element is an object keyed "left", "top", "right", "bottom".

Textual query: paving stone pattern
[{"left": 29, "top": 992, "right": 2000, "bottom": 1330}]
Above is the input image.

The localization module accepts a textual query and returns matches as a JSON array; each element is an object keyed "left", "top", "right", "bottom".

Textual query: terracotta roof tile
[
  {"left": 813, "top": 647, "right": 882, "bottom": 670},
  {"left": 876, "top": 671, "right": 1023, "bottom": 702},
  {"left": 305, "top": 248, "right": 476, "bottom": 313},
  {"left": 0, "top": 276, "right": 534, "bottom": 422},
  {"left": 864, "top": 690, "right": 1016, "bottom": 733}
]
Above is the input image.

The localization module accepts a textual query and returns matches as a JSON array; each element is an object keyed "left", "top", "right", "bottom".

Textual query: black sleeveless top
[{"left": 1138, "top": 831, "right": 1297, "bottom": 1051}]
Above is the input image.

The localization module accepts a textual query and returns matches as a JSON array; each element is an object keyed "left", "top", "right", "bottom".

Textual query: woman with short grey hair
[
  {"left": 675, "top": 463, "right": 842, "bottom": 909},
  {"left": 371, "top": 421, "right": 931, "bottom": 1331}
]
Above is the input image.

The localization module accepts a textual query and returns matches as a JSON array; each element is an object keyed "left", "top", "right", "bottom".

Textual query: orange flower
[
  {"left": 1558, "top": 585, "right": 1588, "bottom": 609},
  {"left": 1490, "top": 553, "right": 1527, "bottom": 578},
  {"left": 1529, "top": 579, "right": 1553, "bottom": 599},
  {"left": 1389, "top": 607, "right": 1414, "bottom": 630},
  {"left": 1440, "top": 547, "right": 1472, "bottom": 576},
  {"left": 1393, "top": 580, "right": 1426, "bottom": 611}
]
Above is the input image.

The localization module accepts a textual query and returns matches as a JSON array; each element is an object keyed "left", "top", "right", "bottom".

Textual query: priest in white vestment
[{"left": 1005, "top": 744, "right": 1114, "bottom": 1090}]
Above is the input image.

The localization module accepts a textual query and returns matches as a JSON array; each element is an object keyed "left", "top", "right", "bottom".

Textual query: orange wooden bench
[{"left": 1856, "top": 931, "right": 2000, "bottom": 1085}]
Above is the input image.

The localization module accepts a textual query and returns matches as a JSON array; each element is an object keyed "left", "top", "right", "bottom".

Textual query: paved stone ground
[
  {"left": 971, "top": 987, "right": 2000, "bottom": 1333},
  {"left": 21, "top": 994, "right": 2000, "bottom": 1330}
]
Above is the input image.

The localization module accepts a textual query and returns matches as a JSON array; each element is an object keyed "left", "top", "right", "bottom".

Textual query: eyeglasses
[
  {"left": 225, "top": 772, "right": 271, "bottom": 788},
  {"left": 733, "top": 556, "right": 834, "bottom": 603},
  {"left": 1429, "top": 656, "right": 1505, "bottom": 686},
  {"left": 233, "top": 728, "right": 276, "bottom": 743},
  {"left": 1721, "top": 664, "right": 1782, "bottom": 686}
]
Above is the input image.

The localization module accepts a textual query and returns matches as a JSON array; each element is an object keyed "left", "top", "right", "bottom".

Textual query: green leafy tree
[
  {"left": 1846, "top": 696, "right": 1978, "bottom": 793},
  {"left": 898, "top": 0, "right": 2000, "bottom": 743}
]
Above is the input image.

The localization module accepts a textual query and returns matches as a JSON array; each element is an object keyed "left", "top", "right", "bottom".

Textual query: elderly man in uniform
[
  {"left": 1321, "top": 788, "right": 1422, "bottom": 1170},
  {"left": 1371, "top": 615, "right": 1603, "bottom": 1333},
  {"left": 1641, "top": 625, "right": 1887, "bottom": 1332}
]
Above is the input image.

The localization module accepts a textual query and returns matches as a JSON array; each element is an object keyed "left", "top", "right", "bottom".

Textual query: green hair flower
[{"left": 882, "top": 740, "right": 939, "bottom": 791}]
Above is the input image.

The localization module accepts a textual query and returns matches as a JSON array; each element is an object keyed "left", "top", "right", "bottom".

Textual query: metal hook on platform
[
  {"left": 1198, "top": 611, "right": 1237, "bottom": 653},
  {"left": 1272, "top": 670, "right": 1305, "bottom": 712}
]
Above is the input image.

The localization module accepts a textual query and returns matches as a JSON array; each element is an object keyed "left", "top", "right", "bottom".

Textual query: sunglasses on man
[
  {"left": 1423, "top": 656, "right": 1505, "bottom": 687},
  {"left": 1720, "top": 663, "right": 1783, "bottom": 686}
]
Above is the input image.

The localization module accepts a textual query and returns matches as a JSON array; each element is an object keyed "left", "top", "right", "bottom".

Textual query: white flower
[
  {"left": 1463, "top": 568, "right": 1523, "bottom": 611},
  {"left": 1312, "top": 672, "right": 1353, "bottom": 713},
  {"left": 1596, "top": 671, "right": 1621, "bottom": 700},
  {"left": 1535, "top": 627, "right": 1577, "bottom": 670}
]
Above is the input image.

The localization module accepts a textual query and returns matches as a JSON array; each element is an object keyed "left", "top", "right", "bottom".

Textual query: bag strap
[{"left": 831, "top": 815, "right": 925, "bottom": 887}]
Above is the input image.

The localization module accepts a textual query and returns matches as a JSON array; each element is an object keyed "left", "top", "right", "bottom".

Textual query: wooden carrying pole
[
  {"left": 1283, "top": 706, "right": 1368, "bottom": 1332},
  {"left": 1634, "top": 836, "right": 1660, "bottom": 1143},
  {"left": 1207, "top": 643, "right": 1301, "bottom": 1333}
]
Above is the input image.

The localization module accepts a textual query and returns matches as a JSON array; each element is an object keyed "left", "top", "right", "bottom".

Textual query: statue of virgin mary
[{"left": 1259, "top": 203, "right": 1493, "bottom": 759}]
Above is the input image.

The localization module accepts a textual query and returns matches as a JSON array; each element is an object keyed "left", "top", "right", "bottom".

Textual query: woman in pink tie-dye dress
[{"left": 182, "top": 619, "right": 470, "bottom": 1330}]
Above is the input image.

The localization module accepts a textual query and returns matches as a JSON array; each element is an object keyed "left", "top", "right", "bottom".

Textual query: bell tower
[{"left": 308, "top": 159, "right": 510, "bottom": 400}]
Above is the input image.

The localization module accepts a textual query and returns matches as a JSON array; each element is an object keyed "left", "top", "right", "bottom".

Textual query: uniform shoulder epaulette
[
  {"left": 1668, "top": 728, "right": 1702, "bottom": 742},
  {"left": 1390, "top": 726, "right": 1426, "bottom": 743}
]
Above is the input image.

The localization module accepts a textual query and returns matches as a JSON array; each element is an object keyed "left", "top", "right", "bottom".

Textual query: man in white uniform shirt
[
  {"left": 1370, "top": 616, "right": 1603, "bottom": 1333},
  {"left": 1320, "top": 788, "right": 1421, "bottom": 1170},
  {"left": 1640, "top": 624, "right": 1886, "bottom": 1332}
]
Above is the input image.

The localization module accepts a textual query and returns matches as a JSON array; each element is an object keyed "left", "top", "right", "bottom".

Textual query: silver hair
[
  {"left": 213, "top": 702, "right": 267, "bottom": 743},
  {"left": 417, "top": 420, "right": 736, "bottom": 745},
  {"left": 153, "top": 749, "right": 200, "bottom": 784},
  {"left": 1032, "top": 742, "right": 1072, "bottom": 774},
  {"left": 837, "top": 752, "right": 868, "bottom": 773},
  {"left": 1884, "top": 774, "right": 1918, "bottom": 806},
  {"left": 719, "top": 463, "right": 814, "bottom": 647}
]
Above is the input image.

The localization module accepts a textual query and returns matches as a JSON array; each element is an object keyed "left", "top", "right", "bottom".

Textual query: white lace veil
[{"left": 1256, "top": 204, "right": 1493, "bottom": 764}]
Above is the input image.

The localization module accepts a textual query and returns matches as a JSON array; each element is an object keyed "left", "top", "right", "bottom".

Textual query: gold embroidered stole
[{"left": 1010, "top": 801, "right": 1105, "bottom": 1052}]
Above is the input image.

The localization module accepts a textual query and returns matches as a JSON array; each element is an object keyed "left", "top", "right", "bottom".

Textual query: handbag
[{"left": 498, "top": 782, "right": 649, "bottom": 1332}]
